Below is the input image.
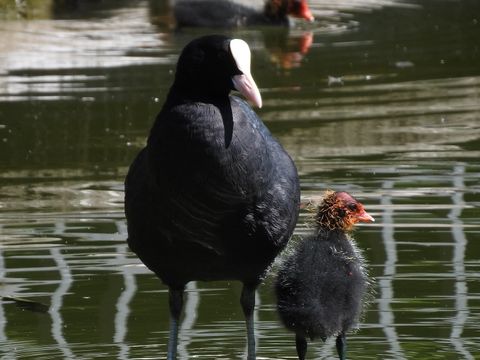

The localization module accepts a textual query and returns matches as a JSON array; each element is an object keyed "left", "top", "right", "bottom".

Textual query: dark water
[{"left": 1, "top": 0, "right": 479, "bottom": 359}]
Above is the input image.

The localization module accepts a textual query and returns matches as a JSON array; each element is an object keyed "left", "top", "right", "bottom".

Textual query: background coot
[{"left": 173, "top": 0, "right": 314, "bottom": 28}]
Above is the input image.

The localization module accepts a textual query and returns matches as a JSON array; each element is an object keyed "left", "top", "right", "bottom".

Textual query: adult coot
[
  {"left": 125, "top": 35, "right": 300, "bottom": 359},
  {"left": 275, "top": 191, "right": 374, "bottom": 360},
  {"left": 173, "top": 0, "right": 314, "bottom": 28}
]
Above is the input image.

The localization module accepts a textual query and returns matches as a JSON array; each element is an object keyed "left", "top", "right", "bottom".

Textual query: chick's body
[
  {"left": 275, "top": 191, "right": 374, "bottom": 360},
  {"left": 276, "top": 228, "right": 367, "bottom": 341}
]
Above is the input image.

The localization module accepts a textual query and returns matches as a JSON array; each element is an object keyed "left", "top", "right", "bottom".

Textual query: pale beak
[
  {"left": 230, "top": 38, "right": 263, "bottom": 108},
  {"left": 232, "top": 73, "right": 262, "bottom": 108}
]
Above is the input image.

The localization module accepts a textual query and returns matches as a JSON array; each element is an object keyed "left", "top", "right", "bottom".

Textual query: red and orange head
[
  {"left": 314, "top": 190, "right": 375, "bottom": 232},
  {"left": 288, "top": 0, "right": 314, "bottom": 22},
  {"left": 265, "top": 0, "right": 314, "bottom": 22}
]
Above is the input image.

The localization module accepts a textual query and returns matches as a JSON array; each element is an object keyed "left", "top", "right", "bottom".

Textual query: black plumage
[
  {"left": 125, "top": 35, "right": 300, "bottom": 360},
  {"left": 173, "top": 0, "right": 314, "bottom": 28},
  {"left": 275, "top": 191, "right": 374, "bottom": 360}
]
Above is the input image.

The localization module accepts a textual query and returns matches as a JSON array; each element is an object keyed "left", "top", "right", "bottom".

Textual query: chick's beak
[{"left": 355, "top": 209, "right": 375, "bottom": 223}]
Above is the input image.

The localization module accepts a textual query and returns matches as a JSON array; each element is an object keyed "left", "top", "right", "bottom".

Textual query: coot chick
[
  {"left": 173, "top": 0, "right": 314, "bottom": 28},
  {"left": 125, "top": 35, "right": 300, "bottom": 360},
  {"left": 275, "top": 191, "right": 374, "bottom": 360}
]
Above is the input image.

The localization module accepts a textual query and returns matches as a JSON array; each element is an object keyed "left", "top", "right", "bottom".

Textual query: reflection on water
[{"left": 1, "top": 0, "right": 480, "bottom": 359}]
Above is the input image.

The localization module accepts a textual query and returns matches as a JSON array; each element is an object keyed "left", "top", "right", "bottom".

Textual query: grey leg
[
  {"left": 240, "top": 283, "right": 257, "bottom": 360},
  {"left": 295, "top": 334, "right": 307, "bottom": 360},
  {"left": 336, "top": 333, "right": 347, "bottom": 360},
  {"left": 167, "top": 286, "right": 185, "bottom": 360}
]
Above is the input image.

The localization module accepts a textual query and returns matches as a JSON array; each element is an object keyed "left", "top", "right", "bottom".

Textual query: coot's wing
[
  {"left": 173, "top": 0, "right": 262, "bottom": 27},
  {"left": 144, "top": 101, "right": 261, "bottom": 254}
]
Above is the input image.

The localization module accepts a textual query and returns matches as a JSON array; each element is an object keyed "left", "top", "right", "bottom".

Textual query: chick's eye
[
  {"left": 337, "top": 208, "right": 346, "bottom": 218},
  {"left": 347, "top": 203, "right": 357, "bottom": 211}
]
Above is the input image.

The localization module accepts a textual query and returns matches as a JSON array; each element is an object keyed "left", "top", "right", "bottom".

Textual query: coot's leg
[
  {"left": 295, "top": 334, "right": 308, "bottom": 360},
  {"left": 335, "top": 333, "right": 347, "bottom": 360},
  {"left": 167, "top": 286, "right": 185, "bottom": 360},
  {"left": 240, "top": 283, "right": 257, "bottom": 360}
]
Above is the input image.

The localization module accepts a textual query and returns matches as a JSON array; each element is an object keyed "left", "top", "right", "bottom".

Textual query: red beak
[
  {"left": 289, "top": 0, "right": 314, "bottom": 22},
  {"left": 298, "top": 0, "right": 314, "bottom": 22},
  {"left": 355, "top": 209, "right": 375, "bottom": 223}
]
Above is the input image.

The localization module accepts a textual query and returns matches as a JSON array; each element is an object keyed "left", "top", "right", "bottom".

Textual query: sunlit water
[{"left": 1, "top": 0, "right": 479, "bottom": 359}]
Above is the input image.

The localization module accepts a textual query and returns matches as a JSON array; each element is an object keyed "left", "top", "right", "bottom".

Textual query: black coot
[
  {"left": 173, "top": 0, "right": 314, "bottom": 28},
  {"left": 275, "top": 191, "right": 374, "bottom": 360},
  {"left": 125, "top": 35, "right": 300, "bottom": 359}
]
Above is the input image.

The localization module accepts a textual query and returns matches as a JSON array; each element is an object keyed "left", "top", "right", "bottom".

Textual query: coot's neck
[
  {"left": 146, "top": 81, "right": 233, "bottom": 175},
  {"left": 162, "top": 81, "right": 232, "bottom": 111},
  {"left": 148, "top": 81, "right": 233, "bottom": 146}
]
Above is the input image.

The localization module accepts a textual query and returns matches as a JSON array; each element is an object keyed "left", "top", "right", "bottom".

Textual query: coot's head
[
  {"left": 173, "top": 35, "right": 262, "bottom": 107},
  {"left": 265, "top": 0, "right": 314, "bottom": 22},
  {"left": 288, "top": 0, "right": 314, "bottom": 22},
  {"left": 315, "top": 191, "right": 374, "bottom": 232}
]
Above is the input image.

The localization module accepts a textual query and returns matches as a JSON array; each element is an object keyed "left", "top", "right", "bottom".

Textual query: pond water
[{"left": 0, "top": 0, "right": 479, "bottom": 359}]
